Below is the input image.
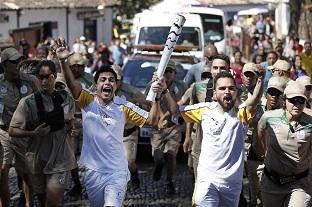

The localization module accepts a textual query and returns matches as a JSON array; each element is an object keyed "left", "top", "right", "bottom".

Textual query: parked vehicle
[
  {"left": 132, "top": 12, "right": 204, "bottom": 59},
  {"left": 122, "top": 45, "right": 197, "bottom": 143}
]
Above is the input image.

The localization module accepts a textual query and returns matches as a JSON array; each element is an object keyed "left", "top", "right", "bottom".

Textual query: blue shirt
[{"left": 260, "top": 61, "right": 272, "bottom": 91}]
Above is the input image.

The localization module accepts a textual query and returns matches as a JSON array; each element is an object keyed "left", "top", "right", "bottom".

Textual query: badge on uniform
[
  {"left": 20, "top": 85, "right": 28, "bottom": 94},
  {"left": 296, "top": 130, "right": 306, "bottom": 141},
  {"left": 0, "top": 86, "right": 7, "bottom": 94}
]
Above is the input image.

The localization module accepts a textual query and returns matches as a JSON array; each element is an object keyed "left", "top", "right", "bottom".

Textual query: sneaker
[
  {"left": 131, "top": 170, "right": 140, "bottom": 189},
  {"left": 152, "top": 163, "right": 163, "bottom": 181},
  {"left": 166, "top": 179, "right": 176, "bottom": 195},
  {"left": 66, "top": 184, "right": 82, "bottom": 197}
]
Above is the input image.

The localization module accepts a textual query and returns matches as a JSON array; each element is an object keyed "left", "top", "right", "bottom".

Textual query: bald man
[{"left": 184, "top": 44, "right": 218, "bottom": 86}]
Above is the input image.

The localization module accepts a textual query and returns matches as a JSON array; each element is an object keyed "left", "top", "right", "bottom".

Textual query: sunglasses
[
  {"left": 244, "top": 71, "right": 256, "bottom": 78},
  {"left": 8, "top": 58, "right": 23, "bottom": 65},
  {"left": 287, "top": 97, "right": 306, "bottom": 105},
  {"left": 267, "top": 88, "right": 282, "bottom": 97},
  {"left": 165, "top": 69, "right": 175, "bottom": 74},
  {"left": 37, "top": 74, "right": 54, "bottom": 80},
  {"left": 306, "top": 85, "right": 312, "bottom": 91}
]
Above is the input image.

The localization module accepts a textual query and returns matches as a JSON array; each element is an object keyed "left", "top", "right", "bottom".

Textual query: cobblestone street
[{"left": 9, "top": 147, "right": 194, "bottom": 207}]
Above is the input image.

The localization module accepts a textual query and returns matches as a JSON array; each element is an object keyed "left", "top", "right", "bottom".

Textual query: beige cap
[
  {"left": 242, "top": 62, "right": 257, "bottom": 75},
  {"left": 111, "top": 64, "right": 122, "bottom": 80},
  {"left": 202, "top": 64, "right": 211, "bottom": 73},
  {"left": 284, "top": 81, "right": 307, "bottom": 99},
  {"left": 0, "top": 48, "right": 23, "bottom": 63},
  {"left": 267, "top": 77, "right": 287, "bottom": 92},
  {"left": 68, "top": 53, "right": 85, "bottom": 66},
  {"left": 268, "top": 59, "right": 290, "bottom": 71},
  {"left": 296, "top": 76, "right": 312, "bottom": 87},
  {"left": 166, "top": 60, "right": 176, "bottom": 70}
]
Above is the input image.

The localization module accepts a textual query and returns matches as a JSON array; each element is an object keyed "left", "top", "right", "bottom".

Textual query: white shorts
[
  {"left": 193, "top": 180, "right": 242, "bottom": 207},
  {"left": 84, "top": 168, "right": 130, "bottom": 207}
]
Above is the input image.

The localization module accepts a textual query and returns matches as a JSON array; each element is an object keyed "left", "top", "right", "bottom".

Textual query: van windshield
[
  {"left": 197, "top": 13, "right": 224, "bottom": 43},
  {"left": 138, "top": 27, "right": 201, "bottom": 50}
]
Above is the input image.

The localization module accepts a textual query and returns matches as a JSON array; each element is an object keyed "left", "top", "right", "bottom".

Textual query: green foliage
[{"left": 116, "top": 0, "right": 161, "bottom": 19}]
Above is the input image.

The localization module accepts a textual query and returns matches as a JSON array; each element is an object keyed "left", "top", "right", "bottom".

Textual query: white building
[{"left": 0, "top": 0, "right": 120, "bottom": 47}]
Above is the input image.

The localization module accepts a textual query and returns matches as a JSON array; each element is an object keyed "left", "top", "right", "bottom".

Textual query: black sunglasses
[
  {"left": 165, "top": 69, "right": 175, "bottom": 74},
  {"left": 287, "top": 97, "right": 306, "bottom": 105},
  {"left": 267, "top": 88, "right": 282, "bottom": 97},
  {"left": 8, "top": 58, "right": 23, "bottom": 64},
  {"left": 306, "top": 85, "right": 312, "bottom": 91},
  {"left": 37, "top": 74, "right": 53, "bottom": 80}
]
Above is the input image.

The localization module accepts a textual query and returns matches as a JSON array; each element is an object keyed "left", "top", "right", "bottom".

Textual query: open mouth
[
  {"left": 224, "top": 95, "right": 232, "bottom": 103},
  {"left": 102, "top": 87, "right": 112, "bottom": 94}
]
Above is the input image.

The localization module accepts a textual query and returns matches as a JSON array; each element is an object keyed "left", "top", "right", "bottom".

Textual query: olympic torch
[{"left": 146, "top": 15, "right": 186, "bottom": 102}]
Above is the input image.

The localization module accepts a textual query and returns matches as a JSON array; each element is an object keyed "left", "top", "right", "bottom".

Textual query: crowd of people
[{"left": 0, "top": 29, "right": 311, "bottom": 207}]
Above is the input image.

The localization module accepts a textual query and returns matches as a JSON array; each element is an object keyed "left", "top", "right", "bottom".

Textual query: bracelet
[{"left": 162, "top": 89, "right": 169, "bottom": 95}]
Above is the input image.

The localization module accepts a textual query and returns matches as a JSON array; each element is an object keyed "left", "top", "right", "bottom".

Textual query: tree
[
  {"left": 289, "top": 0, "right": 312, "bottom": 40},
  {"left": 116, "top": 0, "right": 161, "bottom": 19}
]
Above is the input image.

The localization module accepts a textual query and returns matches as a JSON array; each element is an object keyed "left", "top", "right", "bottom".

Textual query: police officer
[
  {"left": 296, "top": 76, "right": 312, "bottom": 109},
  {"left": 0, "top": 48, "right": 39, "bottom": 207},
  {"left": 258, "top": 81, "right": 312, "bottom": 206},
  {"left": 148, "top": 60, "right": 187, "bottom": 195},
  {"left": 9, "top": 60, "right": 76, "bottom": 206}
]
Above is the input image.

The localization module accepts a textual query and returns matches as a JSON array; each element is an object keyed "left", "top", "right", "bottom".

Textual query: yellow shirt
[{"left": 300, "top": 53, "right": 312, "bottom": 76}]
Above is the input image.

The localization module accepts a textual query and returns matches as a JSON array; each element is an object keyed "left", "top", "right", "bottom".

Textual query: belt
[
  {"left": 123, "top": 126, "right": 138, "bottom": 137},
  {"left": 0, "top": 125, "right": 9, "bottom": 132},
  {"left": 74, "top": 113, "right": 82, "bottom": 119},
  {"left": 264, "top": 166, "right": 309, "bottom": 185}
]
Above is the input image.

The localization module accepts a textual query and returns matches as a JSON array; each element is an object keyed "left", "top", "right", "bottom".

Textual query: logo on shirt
[
  {"left": 20, "top": 85, "right": 28, "bottom": 94},
  {"left": 98, "top": 108, "right": 113, "bottom": 126},
  {"left": 0, "top": 86, "right": 7, "bottom": 94}
]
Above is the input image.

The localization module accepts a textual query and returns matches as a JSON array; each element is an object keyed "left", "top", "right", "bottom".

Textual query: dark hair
[
  {"left": 267, "top": 50, "right": 278, "bottom": 58},
  {"left": 213, "top": 71, "right": 236, "bottom": 90},
  {"left": 94, "top": 65, "right": 117, "bottom": 83},
  {"left": 212, "top": 54, "right": 231, "bottom": 68},
  {"left": 233, "top": 50, "right": 242, "bottom": 56},
  {"left": 35, "top": 60, "right": 57, "bottom": 76},
  {"left": 304, "top": 41, "right": 311, "bottom": 46}
]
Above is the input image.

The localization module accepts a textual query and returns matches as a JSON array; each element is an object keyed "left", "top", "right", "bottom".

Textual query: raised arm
[
  {"left": 257, "top": 113, "right": 268, "bottom": 154},
  {"left": 144, "top": 77, "right": 166, "bottom": 126},
  {"left": 244, "top": 65, "right": 265, "bottom": 110},
  {"left": 51, "top": 37, "right": 82, "bottom": 99}
]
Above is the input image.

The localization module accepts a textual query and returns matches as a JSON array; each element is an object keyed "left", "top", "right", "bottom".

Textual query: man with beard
[
  {"left": 182, "top": 54, "right": 230, "bottom": 180},
  {"left": 52, "top": 37, "right": 164, "bottom": 207},
  {"left": 167, "top": 70, "right": 264, "bottom": 206}
]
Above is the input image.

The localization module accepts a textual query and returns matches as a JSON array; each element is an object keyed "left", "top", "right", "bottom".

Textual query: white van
[
  {"left": 179, "top": 6, "right": 226, "bottom": 54},
  {"left": 133, "top": 11, "right": 205, "bottom": 59}
]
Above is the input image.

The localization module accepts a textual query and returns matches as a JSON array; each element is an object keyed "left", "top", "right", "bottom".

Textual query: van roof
[
  {"left": 179, "top": 6, "right": 224, "bottom": 16},
  {"left": 136, "top": 12, "right": 202, "bottom": 28}
]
